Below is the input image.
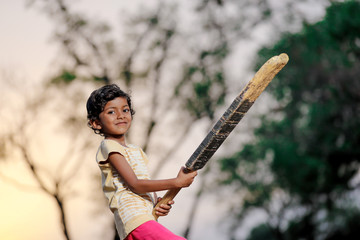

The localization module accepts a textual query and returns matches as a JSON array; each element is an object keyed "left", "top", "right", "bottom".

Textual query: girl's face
[{"left": 93, "top": 97, "right": 132, "bottom": 141}]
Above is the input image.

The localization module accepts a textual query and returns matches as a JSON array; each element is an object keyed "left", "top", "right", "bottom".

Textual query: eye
[
  {"left": 123, "top": 108, "right": 130, "bottom": 113},
  {"left": 107, "top": 110, "right": 115, "bottom": 114}
]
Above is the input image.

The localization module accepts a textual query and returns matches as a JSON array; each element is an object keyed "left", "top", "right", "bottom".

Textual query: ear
[{"left": 90, "top": 119, "right": 102, "bottom": 130}]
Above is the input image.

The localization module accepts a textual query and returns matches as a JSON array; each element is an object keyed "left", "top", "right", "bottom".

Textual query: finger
[
  {"left": 159, "top": 204, "right": 171, "bottom": 210},
  {"left": 155, "top": 209, "right": 167, "bottom": 216},
  {"left": 155, "top": 211, "right": 168, "bottom": 217},
  {"left": 155, "top": 207, "right": 169, "bottom": 215}
]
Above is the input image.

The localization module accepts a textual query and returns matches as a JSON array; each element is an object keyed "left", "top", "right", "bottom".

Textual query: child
[{"left": 86, "top": 84, "right": 197, "bottom": 240}]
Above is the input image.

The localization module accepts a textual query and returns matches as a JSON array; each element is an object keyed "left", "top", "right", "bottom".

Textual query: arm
[{"left": 108, "top": 152, "right": 197, "bottom": 194}]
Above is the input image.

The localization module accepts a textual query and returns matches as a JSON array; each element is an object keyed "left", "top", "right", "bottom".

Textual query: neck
[{"left": 105, "top": 135, "right": 127, "bottom": 147}]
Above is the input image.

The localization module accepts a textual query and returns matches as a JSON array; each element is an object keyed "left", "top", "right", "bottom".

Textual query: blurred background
[{"left": 1, "top": 0, "right": 360, "bottom": 239}]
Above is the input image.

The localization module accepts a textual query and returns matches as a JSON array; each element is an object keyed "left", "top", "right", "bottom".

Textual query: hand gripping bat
[{"left": 153, "top": 53, "right": 289, "bottom": 219}]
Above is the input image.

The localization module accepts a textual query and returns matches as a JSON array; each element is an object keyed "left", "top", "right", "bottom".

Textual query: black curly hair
[{"left": 86, "top": 84, "right": 135, "bottom": 135}]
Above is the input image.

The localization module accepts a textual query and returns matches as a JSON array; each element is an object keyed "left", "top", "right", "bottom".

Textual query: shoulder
[{"left": 96, "top": 139, "right": 127, "bottom": 163}]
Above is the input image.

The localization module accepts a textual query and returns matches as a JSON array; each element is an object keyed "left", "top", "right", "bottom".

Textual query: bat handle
[
  {"left": 152, "top": 167, "right": 193, "bottom": 220},
  {"left": 152, "top": 187, "right": 182, "bottom": 220}
]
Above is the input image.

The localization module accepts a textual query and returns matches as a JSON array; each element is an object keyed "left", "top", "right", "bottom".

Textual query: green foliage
[
  {"left": 93, "top": 75, "right": 110, "bottom": 83},
  {"left": 246, "top": 224, "right": 277, "bottom": 240},
  {"left": 51, "top": 70, "right": 77, "bottom": 84},
  {"left": 324, "top": 209, "right": 360, "bottom": 240},
  {"left": 175, "top": 43, "right": 228, "bottom": 120},
  {"left": 219, "top": 0, "right": 360, "bottom": 239}
]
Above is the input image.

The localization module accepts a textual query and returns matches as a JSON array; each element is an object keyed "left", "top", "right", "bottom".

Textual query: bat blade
[
  {"left": 152, "top": 53, "right": 289, "bottom": 219},
  {"left": 185, "top": 53, "right": 289, "bottom": 171}
]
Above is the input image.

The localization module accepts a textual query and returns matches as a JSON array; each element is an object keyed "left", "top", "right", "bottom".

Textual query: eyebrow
[{"left": 103, "top": 104, "right": 129, "bottom": 111}]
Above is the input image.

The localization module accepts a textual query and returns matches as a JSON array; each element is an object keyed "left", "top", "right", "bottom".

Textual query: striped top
[{"left": 96, "top": 139, "right": 155, "bottom": 239}]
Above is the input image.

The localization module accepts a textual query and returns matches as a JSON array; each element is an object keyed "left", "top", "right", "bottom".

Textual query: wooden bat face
[{"left": 185, "top": 53, "right": 289, "bottom": 171}]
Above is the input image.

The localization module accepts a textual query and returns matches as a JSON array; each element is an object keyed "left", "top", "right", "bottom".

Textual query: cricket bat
[{"left": 153, "top": 53, "right": 289, "bottom": 219}]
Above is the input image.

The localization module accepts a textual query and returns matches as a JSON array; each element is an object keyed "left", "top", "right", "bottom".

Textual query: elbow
[
  {"left": 127, "top": 181, "right": 146, "bottom": 194},
  {"left": 129, "top": 186, "right": 143, "bottom": 194}
]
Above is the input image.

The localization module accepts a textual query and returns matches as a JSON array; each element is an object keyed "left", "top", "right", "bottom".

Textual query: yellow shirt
[{"left": 96, "top": 139, "right": 155, "bottom": 239}]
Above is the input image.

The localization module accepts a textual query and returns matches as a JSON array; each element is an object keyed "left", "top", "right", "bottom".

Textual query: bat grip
[
  {"left": 152, "top": 187, "right": 181, "bottom": 220},
  {"left": 152, "top": 167, "right": 193, "bottom": 220}
]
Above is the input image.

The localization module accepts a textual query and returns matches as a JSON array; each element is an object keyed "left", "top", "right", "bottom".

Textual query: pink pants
[{"left": 125, "top": 220, "right": 186, "bottom": 240}]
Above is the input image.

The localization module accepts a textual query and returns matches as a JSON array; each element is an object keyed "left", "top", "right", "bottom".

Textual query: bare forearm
[
  {"left": 129, "top": 178, "right": 180, "bottom": 194},
  {"left": 108, "top": 153, "right": 197, "bottom": 194}
]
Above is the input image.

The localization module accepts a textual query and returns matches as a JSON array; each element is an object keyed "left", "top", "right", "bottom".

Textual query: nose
[{"left": 117, "top": 111, "right": 125, "bottom": 119}]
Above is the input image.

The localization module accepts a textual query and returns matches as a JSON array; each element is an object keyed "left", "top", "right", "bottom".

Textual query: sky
[
  {"left": 0, "top": 1, "right": 55, "bottom": 238},
  {"left": 0, "top": 1, "right": 78, "bottom": 238},
  {"left": 0, "top": 1, "right": 54, "bottom": 83}
]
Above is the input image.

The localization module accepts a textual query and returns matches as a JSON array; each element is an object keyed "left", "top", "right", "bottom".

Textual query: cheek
[{"left": 98, "top": 115, "right": 112, "bottom": 127}]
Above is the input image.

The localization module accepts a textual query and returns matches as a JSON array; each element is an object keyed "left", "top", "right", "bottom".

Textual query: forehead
[{"left": 103, "top": 97, "right": 128, "bottom": 109}]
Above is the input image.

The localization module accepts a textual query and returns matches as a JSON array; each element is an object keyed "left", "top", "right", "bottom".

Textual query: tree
[
  {"left": 219, "top": 1, "right": 360, "bottom": 239},
  {"left": 0, "top": 77, "right": 99, "bottom": 240}
]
